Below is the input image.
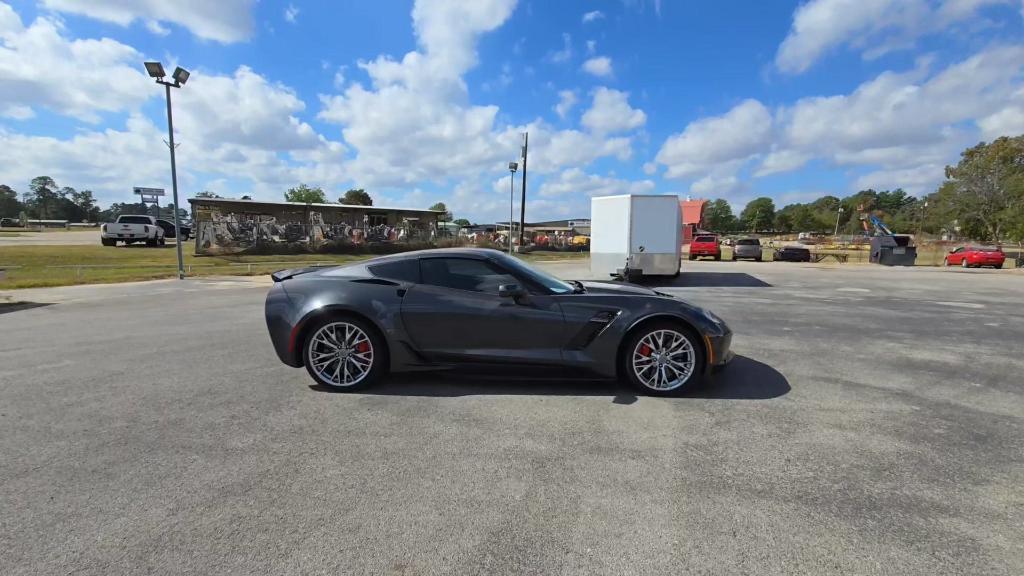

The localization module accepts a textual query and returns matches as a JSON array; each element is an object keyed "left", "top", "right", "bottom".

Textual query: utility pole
[
  {"left": 834, "top": 206, "right": 844, "bottom": 237},
  {"left": 507, "top": 162, "right": 518, "bottom": 255},
  {"left": 518, "top": 132, "right": 528, "bottom": 248}
]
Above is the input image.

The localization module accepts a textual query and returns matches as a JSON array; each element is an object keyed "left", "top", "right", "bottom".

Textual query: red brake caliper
[
  {"left": 639, "top": 344, "right": 652, "bottom": 356},
  {"left": 356, "top": 341, "right": 370, "bottom": 353}
]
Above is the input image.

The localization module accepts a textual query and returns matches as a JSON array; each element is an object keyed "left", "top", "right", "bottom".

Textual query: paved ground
[
  {"left": 1, "top": 261, "right": 1022, "bottom": 575},
  {"left": 0, "top": 229, "right": 101, "bottom": 246}
]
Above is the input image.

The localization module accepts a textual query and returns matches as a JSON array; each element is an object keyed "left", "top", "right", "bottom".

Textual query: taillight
[
  {"left": 143, "top": 225, "right": 149, "bottom": 232},
  {"left": 101, "top": 224, "right": 107, "bottom": 232}
]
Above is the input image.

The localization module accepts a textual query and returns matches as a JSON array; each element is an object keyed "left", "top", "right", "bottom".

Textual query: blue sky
[{"left": 1, "top": 0, "right": 1023, "bottom": 222}]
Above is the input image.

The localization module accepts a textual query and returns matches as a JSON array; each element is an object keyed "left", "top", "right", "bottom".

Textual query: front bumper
[{"left": 706, "top": 331, "right": 734, "bottom": 372}]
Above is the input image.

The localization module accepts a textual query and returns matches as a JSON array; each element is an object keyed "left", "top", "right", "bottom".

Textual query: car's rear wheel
[
  {"left": 994, "top": 264, "right": 1002, "bottom": 269},
  {"left": 961, "top": 259, "right": 969, "bottom": 269},
  {"left": 621, "top": 322, "right": 705, "bottom": 396},
  {"left": 303, "top": 317, "right": 386, "bottom": 391}
]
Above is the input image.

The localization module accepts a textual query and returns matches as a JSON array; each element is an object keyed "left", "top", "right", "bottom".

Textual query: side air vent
[
  {"left": 351, "top": 278, "right": 399, "bottom": 286},
  {"left": 565, "top": 310, "right": 622, "bottom": 350}
]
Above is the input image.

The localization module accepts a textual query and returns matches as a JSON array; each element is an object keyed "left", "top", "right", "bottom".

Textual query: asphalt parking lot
[{"left": 1, "top": 260, "right": 1022, "bottom": 575}]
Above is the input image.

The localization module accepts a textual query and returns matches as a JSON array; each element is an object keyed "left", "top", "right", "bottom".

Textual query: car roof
[{"left": 370, "top": 247, "right": 506, "bottom": 263}]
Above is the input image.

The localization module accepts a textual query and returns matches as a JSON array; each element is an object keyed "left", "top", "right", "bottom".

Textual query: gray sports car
[{"left": 265, "top": 248, "right": 733, "bottom": 396}]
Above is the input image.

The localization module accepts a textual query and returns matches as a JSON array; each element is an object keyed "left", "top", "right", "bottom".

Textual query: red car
[
  {"left": 689, "top": 234, "right": 721, "bottom": 261},
  {"left": 944, "top": 246, "right": 1005, "bottom": 269}
]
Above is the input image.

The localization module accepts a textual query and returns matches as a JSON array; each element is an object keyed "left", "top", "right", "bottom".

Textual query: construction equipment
[{"left": 858, "top": 204, "right": 917, "bottom": 266}]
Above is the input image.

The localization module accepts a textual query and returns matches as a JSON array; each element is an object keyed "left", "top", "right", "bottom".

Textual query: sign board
[
  {"left": 134, "top": 187, "right": 165, "bottom": 196},
  {"left": 140, "top": 195, "right": 159, "bottom": 203}
]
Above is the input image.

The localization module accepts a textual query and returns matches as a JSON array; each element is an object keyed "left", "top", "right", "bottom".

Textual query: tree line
[{"left": 701, "top": 135, "right": 1024, "bottom": 243}]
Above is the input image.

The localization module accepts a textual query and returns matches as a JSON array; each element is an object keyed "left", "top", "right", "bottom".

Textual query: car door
[
  {"left": 949, "top": 247, "right": 964, "bottom": 264},
  {"left": 400, "top": 256, "right": 568, "bottom": 364}
]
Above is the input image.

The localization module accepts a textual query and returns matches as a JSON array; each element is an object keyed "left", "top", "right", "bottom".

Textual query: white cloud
[
  {"left": 537, "top": 167, "right": 655, "bottom": 198},
  {"left": 284, "top": 3, "right": 299, "bottom": 24},
  {"left": 580, "top": 87, "right": 646, "bottom": 134},
  {"left": 586, "top": 39, "right": 596, "bottom": 55},
  {"left": 775, "top": 0, "right": 1018, "bottom": 74},
  {"left": 582, "top": 10, "right": 605, "bottom": 23},
  {"left": 41, "top": 0, "right": 255, "bottom": 43},
  {"left": 554, "top": 89, "right": 578, "bottom": 119},
  {"left": 333, "top": 65, "right": 347, "bottom": 89},
  {"left": 655, "top": 99, "right": 773, "bottom": 179},
  {"left": 144, "top": 19, "right": 169, "bottom": 36},
  {"left": 582, "top": 56, "right": 613, "bottom": 78},
  {"left": 548, "top": 32, "right": 572, "bottom": 63},
  {"left": 0, "top": 7, "right": 151, "bottom": 122}
]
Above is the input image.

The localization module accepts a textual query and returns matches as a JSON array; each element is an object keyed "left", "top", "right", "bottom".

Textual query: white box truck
[{"left": 590, "top": 194, "right": 681, "bottom": 281}]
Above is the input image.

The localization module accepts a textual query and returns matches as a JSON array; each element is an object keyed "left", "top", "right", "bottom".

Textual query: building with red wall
[{"left": 680, "top": 198, "right": 707, "bottom": 244}]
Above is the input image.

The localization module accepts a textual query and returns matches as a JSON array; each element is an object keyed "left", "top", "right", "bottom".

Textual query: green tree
[
  {"left": 285, "top": 184, "right": 327, "bottom": 203},
  {"left": 340, "top": 188, "right": 372, "bottom": 206},
  {"left": 940, "top": 136, "right": 1024, "bottom": 242},
  {"left": 0, "top": 184, "right": 22, "bottom": 218},
  {"left": 773, "top": 211, "right": 793, "bottom": 233},
  {"left": 241, "top": 195, "right": 252, "bottom": 200},
  {"left": 740, "top": 197, "right": 776, "bottom": 232},
  {"left": 428, "top": 201, "right": 453, "bottom": 221},
  {"left": 26, "top": 176, "right": 60, "bottom": 219},
  {"left": 452, "top": 218, "right": 471, "bottom": 227},
  {"left": 195, "top": 191, "right": 221, "bottom": 198},
  {"left": 703, "top": 199, "right": 737, "bottom": 232}
]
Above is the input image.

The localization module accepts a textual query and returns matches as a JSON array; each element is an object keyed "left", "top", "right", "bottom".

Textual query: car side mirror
[{"left": 498, "top": 284, "right": 526, "bottom": 298}]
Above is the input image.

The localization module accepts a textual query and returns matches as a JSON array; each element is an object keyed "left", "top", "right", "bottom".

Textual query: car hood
[{"left": 578, "top": 281, "right": 660, "bottom": 296}]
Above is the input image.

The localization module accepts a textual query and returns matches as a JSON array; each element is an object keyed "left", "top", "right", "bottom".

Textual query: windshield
[{"left": 492, "top": 253, "right": 574, "bottom": 294}]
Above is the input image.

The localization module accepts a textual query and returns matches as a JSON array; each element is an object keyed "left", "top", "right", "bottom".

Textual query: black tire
[
  {"left": 994, "top": 264, "right": 1002, "bottom": 269},
  {"left": 731, "top": 254, "right": 737, "bottom": 261},
  {"left": 756, "top": 256, "right": 763, "bottom": 262},
  {"left": 626, "top": 269, "right": 642, "bottom": 283},
  {"left": 714, "top": 254, "right": 721, "bottom": 261},
  {"left": 101, "top": 238, "right": 116, "bottom": 247},
  {"left": 146, "top": 238, "right": 157, "bottom": 247},
  {"left": 620, "top": 320, "right": 705, "bottom": 396},
  {"left": 302, "top": 315, "right": 387, "bottom": 391},
  {"left": 688, "top": 254, "right": 696, "bottom": 261},
  {"left": 961, "top": 259, "right": 969, "bottom": 269},
  {"left": 158, "top": 237, "right": 166, "bottom": 246}
]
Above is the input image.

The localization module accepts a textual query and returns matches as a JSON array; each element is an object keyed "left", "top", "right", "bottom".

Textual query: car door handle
[{"left": 396, "top": 288, "right": 407, "bottom": 297}]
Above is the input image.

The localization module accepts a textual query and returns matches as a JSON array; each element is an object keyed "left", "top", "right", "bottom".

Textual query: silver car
[{"left": 732, "top": 238, "right": 763, "bottom": 261}]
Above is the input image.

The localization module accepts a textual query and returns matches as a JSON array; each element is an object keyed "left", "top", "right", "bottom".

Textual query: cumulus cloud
[
  {"left": 548, "top": 32, "right": 572, "bottom": 63},
  {"left": 655, "top": 99, "right": 773, "bottom": 179},
  {"left": 284, "top": 3, "right": 299, "bottom": 24},
  {"left": 537, "top": 167, "right": 655, "bottom": 197},
  {"left": 41, "top": 0, "right": 255, "bottom": 43},
  {"left": 554, "top": 89, "right": 578, "bottom": 119},
  {"left": 580, "top": 88, "right": 646, "bottom": 134},
  {"left": 582, "top": 56, "right": 613, "bottom": 78},
  {"left": 775, "top": 0, "right": 1018, "bottom": 74},
  {"left": 656, "top": 44, "right": 1024, "bottom": 196},
  {"left": 0, "top": 6, "right": 151, "bottom": 122},
  {"left": 582, "top": 10, "right": 605, "bottom": 23}
]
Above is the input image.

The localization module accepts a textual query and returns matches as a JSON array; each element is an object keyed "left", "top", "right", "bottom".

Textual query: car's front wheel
[
  {"left": 962, "top": 259, "right": 969, "bottom": 269},
  {"left": 621, "top": 322, "right": 705, "bottom": 396},
  {"left": 303, "top": 317, "right": 386, "bottom": 391}
]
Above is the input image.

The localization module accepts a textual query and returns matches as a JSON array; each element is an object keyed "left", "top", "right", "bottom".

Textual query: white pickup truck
[{"left": 101, "top": 215, "right": 165, "bottom": 247}]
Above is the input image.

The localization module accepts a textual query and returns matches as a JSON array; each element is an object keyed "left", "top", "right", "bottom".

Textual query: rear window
[
  {"left": 736, "top": 238, "right": 760, "bottom": 246},
  {"left": 118, "top": 216, "right": 151, "bottom": 224},
  {"left": 368, "top": 259, "right": 420, "bottom": 283},
  {"left": 694, "top": 236, "right": 717, "bottom": 243}
]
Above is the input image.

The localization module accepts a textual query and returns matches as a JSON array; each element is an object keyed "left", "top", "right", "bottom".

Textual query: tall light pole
[
  {"left": 834, "top": 206, "right": 844, "bottom": 237},
  {"left": 518, "top": 132, "right": 528, "bottom": 248},
  {"left": 507, "top": 162, "right": 518, "bottom": 255},
  {"left": 144, "top": 61, "right": 190, "bottom": 280}
]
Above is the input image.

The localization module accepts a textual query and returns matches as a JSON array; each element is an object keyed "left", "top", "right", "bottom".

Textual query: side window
[
  {"left": 420, "top": 258, "right": 517, "bottom": 294},
  {"left": 953, "top": 247, "right": 963, "bottom": 253},
  {"left": 368, "top": 259, "right": 420, "bottom": 283}
]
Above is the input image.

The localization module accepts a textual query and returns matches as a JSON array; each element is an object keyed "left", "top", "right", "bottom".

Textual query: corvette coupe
[{"left": 265, "top": 248, "right": 733, "bottom": 395}]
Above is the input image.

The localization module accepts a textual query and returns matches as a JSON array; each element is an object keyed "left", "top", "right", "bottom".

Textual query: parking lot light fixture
[
  {"left": 144, "top": 61, "right": 166, "bottom": 78},
  {"left": 144, "top": 60, "right": 190, "bottom": 279},
  {"left": 508, "top": 162, "right": 518, "bottom": 255}
]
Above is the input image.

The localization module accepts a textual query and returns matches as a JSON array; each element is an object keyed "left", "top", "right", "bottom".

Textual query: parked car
[
  {"left": 732, "top": 238, "right": 762, "bottom": 261},
  {"left": 100, "top": 215, "right": 165, "bottom": 247},
  {"left": 688, "top": 234, "right": 721, "bottom": 261},
  {"left": 265, "top": 248, "right": 733, "bottom": 396},
  {"left": 774, "top": 245, "right": 812, "bottom": 262},
  {"left": 943, "top": 246, "right": 1005, "bottom": 269},
  {"left": 155, "top": 218, "right": 192, "bottom": 240}
]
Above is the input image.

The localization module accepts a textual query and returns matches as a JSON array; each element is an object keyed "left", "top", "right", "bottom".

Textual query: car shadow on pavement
[
  {"left": 309, "top": 355, "right": 789, "bottom": 402},
  {"left": 0, "top": 301, "right": 54, "bottom": 314},
  {"left": 635, "top": 272, "right": 772, "bottom": 288}
]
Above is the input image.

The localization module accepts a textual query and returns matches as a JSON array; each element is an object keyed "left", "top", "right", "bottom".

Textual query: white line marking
[{"left": 930, "top": 301, "right": 985, "bottom": 309}]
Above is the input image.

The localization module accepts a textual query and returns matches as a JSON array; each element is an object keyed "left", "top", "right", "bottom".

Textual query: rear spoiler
[{"left": 270, "top": 266, "right": 326, "bottom": 282}]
